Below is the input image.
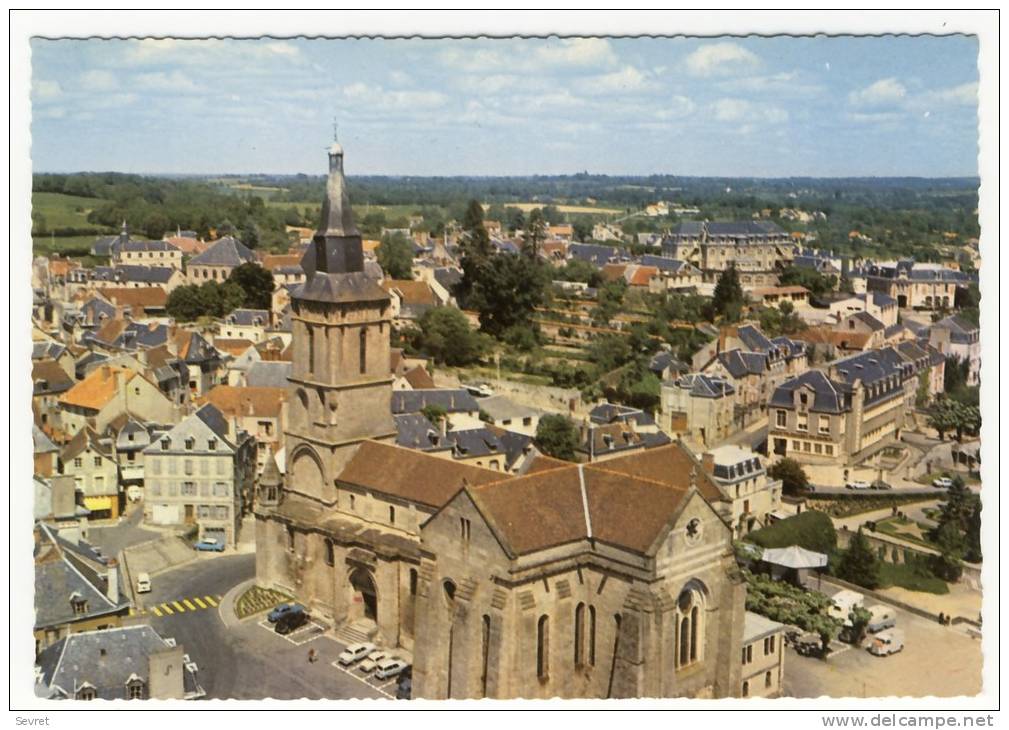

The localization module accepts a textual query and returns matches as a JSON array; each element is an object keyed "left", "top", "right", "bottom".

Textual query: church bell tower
[{"left": 283, "top": 135, "right": 396, "bottom": 505}]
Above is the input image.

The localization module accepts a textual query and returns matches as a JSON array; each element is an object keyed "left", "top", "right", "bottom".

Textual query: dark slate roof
[
  {"left": 394, "top": 413, "right": 449, "bottom": 451},
  {"left": 674, "top": 373, "right": 736, "bottom": 398},
  {"left": 75, "top": 351, "right": 108, "bottom": 379},
  {"left": 883, "top": 322, "right": 908, "bottom": 340},
  {"left": 32, "top": 341, "right": 67, "bottom": 360},
  {"left": 80, "top": 298, "right": 117, "bottom": 326},
  {"left": 391, "top": 388, "right": 480, "bottom": 415},
  {"left": 769, "top": 370, "right": 848, "bottom": 414},
  {"left": 771, "top": 336, "right": 806, "bottom": 359},
  {"left": 588, "top": 402, "right": 656, "bottom": 427},
  {"left": 831, "top": 348, "right": 912, "bottom": 408},
  {"left": 568, "top": 243, "right": 625, "bottom": 266},
  {"left": 717, "top": 349, "right": 766, "bottom": 378},
  {"left": 34, "top": 524, "right": 128, "bottom": 630},
  {"left": 35, "top": 625, "right": 203, "bottom": 700},
  {"left": 667, "top": 220, "right": 786, "bottom": 239},
  {"left": 868, "top": 290, "right": 896, "bottom": 308},
  {"left": 736, "top": 324, "right": 776, "bottom": 354},
  {"left": 932, "top": 314, "right": 978, "bottom": 338},
  {"left": 294, "top": 270, "right": 390, "bottom": 305},
  {"left": 638, "top": 254, "right": 693, "bottom": 274},
  {"left": 848, "top": 310, "right": 885, "bottom": 332},
  {"left": 194, "top": 403, "right": 230, "bottom": 438},
  {"left": 432, "top": 267, "right": 463, "bottom": 291},
  {"left": 118, "top": 239, "right": 180, "bottom": 253},
  {"left": 224, "top": 308, "right": 270, "bottom": 326},
  {"left": 245, "top": 361, "right": 291, "bottom": 387},
  {"left": 188, "top": 236, "right": 255, "bottom": 267},
  {"left": 113, "top": 265, "right": 177, "bottom": 284},
  {"left": 648, "top": 350, "right": 688, "bottom": 376},
  {"left": 793, "top": 254, "right": 838, "bottom": 272},
  {"left": 91, "top": 236, "right": 118, "bottom": 257}
]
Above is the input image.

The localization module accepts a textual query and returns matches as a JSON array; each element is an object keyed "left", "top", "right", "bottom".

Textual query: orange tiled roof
[
  {"left": 164, "top": 236, "right": 207, "bottom": 254},
  {"left": 58, "top": 365, "right": 137, "bottom": 411},
  {"left": 380, "top": 279, "right": 437, "bottom": 306},
  {"left": 49, "top": 258, "right": 81, "bottom": 277},
  {"left": 213, "top": 338, "right": 256, "bottom": 356},
  {"left": 260, "top": 254, "right": 302, "bottom": 271},
  {"left": 199, "top": 385, "right": 287, "bottom": 418},
  {"left": 627, "top": 265, "right": 659, "bottom": 287},
  {"left": 97, "top": 286, "right": 168, "bottom": 309}
]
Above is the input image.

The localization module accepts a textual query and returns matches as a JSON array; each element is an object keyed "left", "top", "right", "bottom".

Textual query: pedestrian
[
  {"left": 938, "top": 612, "right": 945, "bottom": 625},
  {"left": 308, "top": 648, "right": 317, "bottom": 663}
]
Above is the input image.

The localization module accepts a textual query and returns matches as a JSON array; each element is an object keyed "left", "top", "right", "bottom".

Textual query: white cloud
[
  {"left": 846, "top": 111, "right": 902, "bottom": 124},
  {"left": 717, "top": 71, "right": 824, "bottom": 97},
  {"left": 441, "top": 38, "right": 617, "bottom": 74},
  {"left": 710, "top": 98, "right": 787, "bottom": 124},
  {"left": 920, "top": 81, "right": 978, "bottom": 107},
  {"left": 123, "top": 39, "right": 302, "bottom": 66},
  {"left": 342, "top": 82, "right": 446, "bottom": 111},
  {"left": 848, "top": 77, "right": 907, "bottom": 107},
  {"left": 576, "top": 66, "right": 657, "bottom": 95},
  {"left": 79, "top": 70, "right": 119, "bottom": 92},
  {"left": 33, "top": 79, "right": 62, "bottom": 99},
  {"left": 655, "top": 96, "right": 696, "bottom": 119},
  {"left": 134, "top": 71, "right": 201, "bottom": 93},
  {"left": 684, "top": 42, "right": 759, "bottom": 76}
]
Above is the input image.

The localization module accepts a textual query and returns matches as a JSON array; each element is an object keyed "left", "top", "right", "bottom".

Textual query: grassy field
[
  {"left": 32, "top": 192, "right": 110, "bottom": 232},
  {"left": 32, "top": 234, "right": 102, "bottom": 258},
  {"left": 503, "top": 202, "right": 623, "bottom": 215}
]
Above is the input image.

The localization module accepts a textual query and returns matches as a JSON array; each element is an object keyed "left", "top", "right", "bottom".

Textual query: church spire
[{"left": 317, "top": 122, "right": 360, "bottom": 239}]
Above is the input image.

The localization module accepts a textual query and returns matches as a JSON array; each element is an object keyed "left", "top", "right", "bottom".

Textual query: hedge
[{"left": 746, "top": 510, "right": 837, "bottom": 554}]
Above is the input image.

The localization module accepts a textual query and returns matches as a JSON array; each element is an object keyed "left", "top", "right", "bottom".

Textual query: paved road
[
  {"left": 143, "top": 555, "right": 388, "bottom": 700},
  {"left": 88, "top": 504, "right": 161, "bottom": 556}
]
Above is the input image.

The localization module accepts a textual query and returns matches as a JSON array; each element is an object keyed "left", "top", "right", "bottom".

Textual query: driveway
[{"left": 140, "top": 554, "right": 390, "bottom": 700}]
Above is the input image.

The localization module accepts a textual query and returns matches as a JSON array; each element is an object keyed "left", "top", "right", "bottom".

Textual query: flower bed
[{"left": 235, "top": 585, "right": 294, "bottom": 620}]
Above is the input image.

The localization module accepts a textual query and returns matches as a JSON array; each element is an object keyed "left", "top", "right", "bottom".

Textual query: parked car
[
  {"left": 194, "top": 537, "right": 225, "bottom": 552},
  {"left": 267, "top": 603, "right": 305, "bottom": 624},
  {"left": 374, "top": 658, "right": 410, "bottom": 680},
  {"left": 932, "top": 476, "right": 955, "bottom": 489},
  {"left": 338, "top": 642, "right": 376, "bottom": 665},
  {"left": 846, "top": 480, "right": 871, "bottom": 490},
  {"left": 867, "top": 629, "right": 904, "bottom": 656},
  {"left": 135, "top": 572, "right": 151, "bottom": 594},
  {"left": 866, "top": 604, "right": 897, "bottom": 634},
  {"left": 275, "top": 609, "right": 310, "bottom": 635},
  {"left": 358, "top": 650, "right": 389, "bottom": 674},
  {"left": 871, "top": 480, "right": 892, "bottom": 490},
  {"left": 794, "top": 632, "right": 822, "bottom": 657}
]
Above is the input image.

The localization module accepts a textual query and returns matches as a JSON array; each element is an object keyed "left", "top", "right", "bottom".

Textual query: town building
[
  {"left": 661, "top": 221, "right": 796, "bottom": 286},
  {"left": 862, "top": 259, "right": 971, "bottom": 310},
  {"left": 142, "top": 403, "right": 256, "bottom": 546},
  {"left": 660, "top": 373, "right": 736, "bottom": 447},
  {"left": 35, "top": 625, "right": 204, "bottom": 700},
  {"left": 113, "top": 239, "right": 183, "bottom": 269},
  {"left": 702, "top": 446, "right": 782, "bottom": 538},
  {"left": 34, "top": 523, "right": 130, "bottom": 652},
  {"left": 57, "top": 365, "right": 177, "bottom": 437},
  {"left": 186, "top": 236, "right": 257, "bottom": 283},
  {"left": 928, "top": 314, "right": 981, "bottom": 386},
  {"left": 218, "top": 308, "right": 272, "bottom": 343},
  {"left": 255, "top": 140, "right": 747, "bottom": 700},
  {"left": 740, "top": 612, "right": 786, "bottom": 698},
  {"left": 59, "top": 428, "right": 121, "bottom": 519},
  {"left": 747, "top": 285, "right": 810, "bottom": 309},
  {"left": 828, "top": 291, "right": 898, "bottom": 328},
  {"left": 768, "top": 347, "right": 923, "bottom": 485},
  {"left": 201, "top": 385, "right": 287, "bottom": 475}
]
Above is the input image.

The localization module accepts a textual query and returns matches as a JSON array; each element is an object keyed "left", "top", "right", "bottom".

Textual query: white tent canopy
[{"left": 760, "top": 545, "right": 828, "bottom": 570}]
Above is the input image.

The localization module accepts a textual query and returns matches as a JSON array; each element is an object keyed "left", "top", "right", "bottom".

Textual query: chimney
[
  {"left": 702, "top": 452, "right": 716, "bottom": 475},
  {"left": 148, "top": 645, "right": 185, "bottom": 700},
  {"left": 440, "top": 416, "right": 448, "bottom": 439},
  {"left": 112, "top": 369, "right": 122, "bottom": 392},
  {"left": 245, "top": 398, "right": 254, "bottom": 416},
  {"left": 105, "top": 558, "right": 119, "bottom": 602}
]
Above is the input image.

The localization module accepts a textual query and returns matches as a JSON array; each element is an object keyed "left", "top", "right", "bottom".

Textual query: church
[{"left": 254, "top": 138, "right": 747, "bottom": 699}]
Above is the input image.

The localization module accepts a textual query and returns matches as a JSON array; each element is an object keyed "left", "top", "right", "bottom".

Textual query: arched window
[
  {"left": 443, "top": 579, "right": 456, "bottom": 605},
  {"left": 588, "top": 605, "right": 597, "bottom": 666},
  {"left": 536, "top": 615, "right": 549, "bottom": 679},
  {"left": 481, "top": 614, "right": 491, "bottom": 697},
  {"left": 409, "top": 568, "right": 418, "bottom": 595},
  {"left": 307, "top": 325, "right": 315, "bottom": 375},
  {"left": 359, "top": 327, "right": 367, "bottom": 375},
  {"left": 325, "top": 539, "right": 334, "bottom": 567},
  {"left": 676, "top": 586, "right": 705, "bottom": 669},
  {"left": 574, "top": 603, "right": 586, "bottom": 666}
]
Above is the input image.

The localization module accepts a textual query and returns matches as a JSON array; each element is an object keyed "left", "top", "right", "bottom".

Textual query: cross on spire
[{"left": 333, "top": 118, "right": 339, "bottom": 143}]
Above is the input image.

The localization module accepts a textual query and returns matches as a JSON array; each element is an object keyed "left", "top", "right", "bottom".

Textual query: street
[
  {"left": 138, "top": 554, "right": 390, "bottom": 700},
  {"left": 87, "top": 504, "right": 161, "bottom": 556}
]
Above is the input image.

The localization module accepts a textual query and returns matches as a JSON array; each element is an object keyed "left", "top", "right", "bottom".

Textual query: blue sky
[{"left": 30, "top": 35, "right": 979, "bottom": 177}]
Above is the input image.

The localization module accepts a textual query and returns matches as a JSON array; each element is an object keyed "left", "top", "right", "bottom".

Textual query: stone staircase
[{"left": 335, "top": 618, "right": 378, "bottom": 646}]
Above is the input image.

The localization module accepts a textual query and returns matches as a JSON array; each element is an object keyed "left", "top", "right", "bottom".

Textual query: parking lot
[
  {"left": 252, "top": 617, "right": 401, "bottom": 698},
  {"left": 782, "top": 604, "right": 983, "bottom": 698}
]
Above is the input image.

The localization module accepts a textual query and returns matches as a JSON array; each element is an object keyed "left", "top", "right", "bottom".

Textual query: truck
[{"left": 828, "top": 589, "right": 864, "bottom": 626}]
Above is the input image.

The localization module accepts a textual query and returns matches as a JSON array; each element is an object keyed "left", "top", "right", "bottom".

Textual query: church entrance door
[{"left": 350, "top": 567, "right": 378, "bottom": 621}]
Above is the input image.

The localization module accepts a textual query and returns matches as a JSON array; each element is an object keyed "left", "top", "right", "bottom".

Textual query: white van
[
  {"left": 828, "top": 589, "right": 864, "bottom": 625},
  {"left": 136, "top": 572, "right": 151, "bottom": 594},
  {"left": 866, "top": 604, "right": 897, "bottom": 633},
  {"left": 867, "top": 629, "right": 904, "bottom": 656}
]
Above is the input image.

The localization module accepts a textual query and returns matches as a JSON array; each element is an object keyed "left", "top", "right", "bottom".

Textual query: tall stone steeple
[{"left": 284, "top": 137, "right": 396, "bottom": 505}]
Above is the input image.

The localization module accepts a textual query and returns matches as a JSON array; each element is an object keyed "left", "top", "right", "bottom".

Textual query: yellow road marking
[
  {"left": 204, "top": 596, "right": 218, "bottom": 607},
  {"left": 171, "top": 601, "right": 185, "bottom": 612},
  {"left": 193, "top": 597, "right": 207, "bottom": 609},
  {"left": 152, "top": 606, "right": 163, "bottom": 617},
  {"left": 183, "top": 599, "right": 197, "bottom": 610},
  {"left": 215, "top": 595, "right": 222, "bottom": 601},
  {"left": 160, "top": 604, "right": 174, "bottom": 615}
]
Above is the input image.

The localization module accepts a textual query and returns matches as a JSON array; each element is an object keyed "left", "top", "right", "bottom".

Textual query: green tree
[
  {"left": 711, "top": 264, "right": 744, "bottom": 321},
  {"left": 420, "top": 404, "right": 448, "bottom": 427},
  {"left": 523, "top": 208, "right": 546, "bottom": 259},
  {"left": 466, "top": 253, "right": 550, "bottom": 337},
  {"left": 847, "top": 605, "right": 873, "bottom": 645},
  {"left": 378, "top": 231, "right": 415, "bottom": 280},
  {"left": 228, "top": 262, "right": 275, "bottom": 310},
  {"left": 767, "top": 458, "right": 811, "bottom": 497},
  {"left": 930, "top": 521, "right": 965, "bottom": 581},
  {"left": 572, "top": 219, "right": 592, "bottom": 242},
  {"left": 836, "top": 528, "right": 881, "bottom": 589},
  {"left": 414, "top": 307, "right": 486, "bottom": 366},
  {"left": 534, "top": 414, "right": 580, "bottom": 462}
]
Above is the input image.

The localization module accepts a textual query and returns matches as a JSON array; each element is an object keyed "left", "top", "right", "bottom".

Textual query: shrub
[{"left": 746, "top": 510, "right": 837, "bottom": 554}]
